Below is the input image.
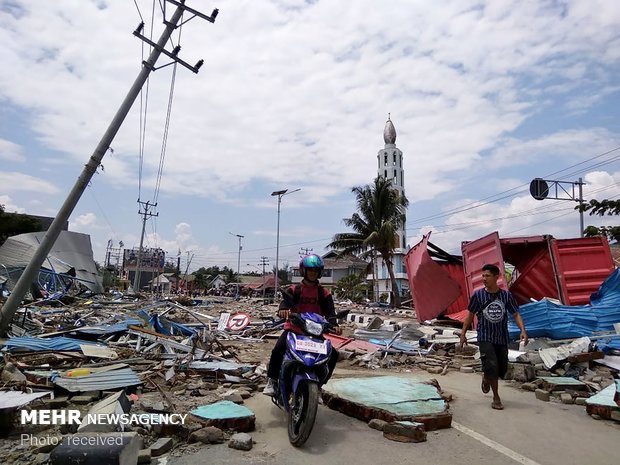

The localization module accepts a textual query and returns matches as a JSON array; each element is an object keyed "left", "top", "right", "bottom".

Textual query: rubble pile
[
  {"left": 1, "top": 290, "right": 619, "bottom": 462},
  {"left": 0, "top": 295, "right": 280, "bottom": 464}
]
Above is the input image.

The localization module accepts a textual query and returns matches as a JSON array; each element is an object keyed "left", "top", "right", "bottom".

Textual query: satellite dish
[{"left": 530, "top": 178, "right": 549, "bottom": 200}]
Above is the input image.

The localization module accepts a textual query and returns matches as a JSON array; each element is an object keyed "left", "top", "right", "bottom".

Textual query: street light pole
[
  {"left": 271, "top": 188, "right": 300, "bottom": 300},
  {"left": 229, "top": 232, "right": 244, "bottom": 298}
]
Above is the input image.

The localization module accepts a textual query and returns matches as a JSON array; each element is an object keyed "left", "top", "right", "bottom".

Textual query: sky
[{"left": 1, "top": 0, "right": 619, "bottom": 275}]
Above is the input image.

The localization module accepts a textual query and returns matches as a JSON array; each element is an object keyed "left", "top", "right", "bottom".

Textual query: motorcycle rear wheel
[{"left": 287, "top": 381, "right": 319, "bottom": 447}]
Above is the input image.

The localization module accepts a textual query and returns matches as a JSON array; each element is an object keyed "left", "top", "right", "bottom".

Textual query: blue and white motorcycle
[{"left": 271, "top": 311, "right": 346, "bottom": 447}]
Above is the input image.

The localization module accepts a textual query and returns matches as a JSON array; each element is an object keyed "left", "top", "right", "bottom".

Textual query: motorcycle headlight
[{"left": 304, "top": 319, "right": 323, "bottom": 336}]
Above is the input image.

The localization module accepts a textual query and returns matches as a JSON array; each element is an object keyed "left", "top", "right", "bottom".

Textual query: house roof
[
  {"left": 244, "top": 275, "right": 276, "bottom": 290},
  {"left": 322, "top": 253, "right": 369, "bottom": 270}
]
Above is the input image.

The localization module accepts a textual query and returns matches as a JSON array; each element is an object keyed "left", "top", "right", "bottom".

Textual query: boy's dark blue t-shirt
[{"left": 468, "top": 288, "right": 519, "bottom": 345}]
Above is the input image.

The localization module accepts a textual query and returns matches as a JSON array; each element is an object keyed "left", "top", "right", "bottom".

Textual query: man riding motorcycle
[{"left": 263, "top": 254, "right": 341, "bottom": 396}]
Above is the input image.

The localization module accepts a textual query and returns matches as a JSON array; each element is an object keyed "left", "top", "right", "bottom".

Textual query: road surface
[{"left": 170, "top": 368, "right": 619, "bottom": 465}]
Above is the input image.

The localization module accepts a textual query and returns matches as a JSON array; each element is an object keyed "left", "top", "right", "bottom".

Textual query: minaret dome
[{"left": 383, "top": 113, "right": 396, "bottom": 145}]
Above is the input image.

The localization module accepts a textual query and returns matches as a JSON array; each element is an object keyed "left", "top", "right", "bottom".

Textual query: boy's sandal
[
  {"left": 481, "top": 380, "right": 490, "bottom": 394},
  {"left": 491, "top": 400, "right": 504, "bottom": 410}
]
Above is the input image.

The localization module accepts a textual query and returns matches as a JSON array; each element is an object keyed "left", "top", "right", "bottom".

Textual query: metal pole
[
  {"left": 0, "top": 5, "right": 186, "bottom": 335},
  {"left": 578, "top": 177, "right": 584, "bottom": 238},
  {"left": 236, "top": 235, "right": 243, "bottom": 298},
  {"left": 275, "top": 195, "right": 282, "bottom": 299}
]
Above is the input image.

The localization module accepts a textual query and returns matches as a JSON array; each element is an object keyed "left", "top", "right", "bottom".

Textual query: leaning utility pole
[
  {"left": 132, "top": 200, "right": 158, "bottom": 293},
  {"left": 0, "top": 1, "right": 218, "bottom": 335},
  {"left": 259, "top": 256, "right": 269, "bottom": 301}
]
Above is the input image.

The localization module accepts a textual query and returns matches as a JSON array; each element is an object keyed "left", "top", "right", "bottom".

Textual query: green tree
[
  {"left": 328, "top": 176, "right": 408, "bottom": 308},
  {"left": 334, "top": 274, "right": 369, "bottom": 303},
  {"left": 578, "top": 199, "right": 620, "bottom": 241},
  {"left": 193, "top": 267, "right": 210, "bottom": 289},
  {"left": 0, "top": 205, "right": 43, "bottom": 247}
]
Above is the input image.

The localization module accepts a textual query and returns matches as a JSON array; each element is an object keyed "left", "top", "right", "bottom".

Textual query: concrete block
[
  {"left": 368, "top": 419, "right": 388, "bottom": 431},
  {"left": 560, "top": 393, "right": 574, "bottom": 404},
  {"left": 49, "top": 432, "right": 141, "bottom": 465},
  {"left": 189, "top": 426, "right": 225, "bottom": 444},
  {"left": 574, "top": 397, "right": 588, "bottom": 406},
  {"left": 460, "top": 367, "right": 474, "bottom": 373},
  {"left": 78, "top": 391, "right": 132, "bottom": 433},
  {"left": 221, "top": 392, "right": 244, "bottom": 404},
  {"left": 137, "top": 449, "right": 151, "bottom": 464},
  {"left": 228, "top": 433, "right": 253, "bottom": 451},
  {"left": 535, "top": 389, "right": 550, "bottom": 402},
  {"left": 71, "top": 395, "right": 98, "bottom": 405},
  {"left": 38, "top": 397, "right": 69, "bottom": 409},
  {"left": 427, "top": 367, "right": 443, "bottom": 374},
  {"left": 366, "top": 316, "right": 383, "bottom": 330},
  {"left": 1, "top": 362, "right": 27, "bottom": 383},
  {"left": 521, "top": 383, "right": 538, "bottom": 392},
  {"left": 383, "top": 421, "right": 426, "bottom": 443},
  {"left": 149, "top": 437, "right": 173, "bottom": 457}
]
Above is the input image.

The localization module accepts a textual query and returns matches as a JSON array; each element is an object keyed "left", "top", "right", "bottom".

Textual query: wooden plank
[{"left": 566, "top": 351, "right": 604, "bottom": 363}]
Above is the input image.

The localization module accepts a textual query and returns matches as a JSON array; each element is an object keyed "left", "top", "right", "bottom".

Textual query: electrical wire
[{"left": 408, "top": 145, "right": 620, "bottom": 225}]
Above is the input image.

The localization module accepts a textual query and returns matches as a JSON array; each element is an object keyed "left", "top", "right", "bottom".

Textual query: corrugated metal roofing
[
  {"left": 0, "top": 391, "right": 51, "bottom": 410},
  {"left": 405, "top": 233, "right": 463, "bottom": 322},
  {"left": 3, "top": 336, "right": 102, "bottom": 352},
  {"left": 53, "top": 368, "right": 141, "bottom": 392},
  {"left": 509, "top": 268, "right": 620, "bottom": 340}
]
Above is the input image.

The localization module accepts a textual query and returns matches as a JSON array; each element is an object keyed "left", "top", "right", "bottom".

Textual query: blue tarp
[
  {"left": 509, "top": 268, "right": 620, "bottom": 340},
  {"left": 3, "top": 336, "right": 102, "bottom": 352}
]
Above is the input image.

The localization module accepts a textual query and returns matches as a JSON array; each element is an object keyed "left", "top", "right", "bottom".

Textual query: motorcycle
[{"left": 271, "top": 310, "right": 347, "bottom": 447}]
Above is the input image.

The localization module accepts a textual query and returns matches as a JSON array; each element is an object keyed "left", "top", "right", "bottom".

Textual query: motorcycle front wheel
[{"left": 287, "top": 381, "right": 319, "bottom": 447}]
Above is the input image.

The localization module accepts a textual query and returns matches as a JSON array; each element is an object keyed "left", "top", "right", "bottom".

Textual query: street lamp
[
  {"left": 271, "top": 188, "right": 301, "bottom": 299},
  {"left": 229, "top": 232, "right": 244, "bottom": 299}
]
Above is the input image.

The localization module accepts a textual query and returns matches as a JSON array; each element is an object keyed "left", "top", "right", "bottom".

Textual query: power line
[{"left": 408, "top": 145, "right": 620, "bottom": 226}]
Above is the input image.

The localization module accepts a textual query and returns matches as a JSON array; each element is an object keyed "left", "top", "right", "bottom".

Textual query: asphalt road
[{"left": 170, "top": 368, "right": 619, "bottom": 465}]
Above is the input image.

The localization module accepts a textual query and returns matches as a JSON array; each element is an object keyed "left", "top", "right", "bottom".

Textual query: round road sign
[
  {"left": 530, "top": 178, "right": 549, "bottom": 200},
  {"left": 226, "top": 312, "right": 251, "bottom": 331}
]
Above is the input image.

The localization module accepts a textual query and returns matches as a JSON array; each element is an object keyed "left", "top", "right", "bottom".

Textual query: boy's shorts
[{"left": 478, "top": 341, "right": 508, "bottom": 379}]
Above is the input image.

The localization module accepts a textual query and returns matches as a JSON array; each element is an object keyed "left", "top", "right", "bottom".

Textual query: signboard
[
  {"left": 226, "top": 312, "right": 251, "bottom": 331},
  {"left": 217, "top": 313, "right": 230, "bottom": 332}
]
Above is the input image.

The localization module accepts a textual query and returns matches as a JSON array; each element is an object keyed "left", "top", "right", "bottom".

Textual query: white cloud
[
  {"left": 0, "top": 195, "right": 25, "bottom": 213},
  {"left": 71, "top": 212, "right": 97, "bottom": 229},
  {"left": 0, "top": 139, "right": 25, "bottom": 162},
  {"left": 0, "top": 171, "right": 60, "bottom": 194},
  {"left": 1, "top": 1, "right": 620, "bottom": 265}
]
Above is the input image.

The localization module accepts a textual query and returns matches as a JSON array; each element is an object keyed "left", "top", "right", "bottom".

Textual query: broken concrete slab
[
  {"left": 49, "top": 432, "right": 142, "bottom": 465},
  {"left": 78, "top": 391, "right": 132, "bottom": 433},
  {"left": 149, "top": 437, "right": 173, "bottom": 457},
  {"left": 383, "top": 420, "right": 427, "bottom": 443},
  {"left": 190, "top": 400, "right": 255, "bottom": 432},
  {"left": 538, "top": 376, "right": 587, "bottom": 392},
  {"left": 321, "top": 376, "right": 451, "bottom": 430},
  {"left": 368, "top": 418, "right": 388, "bottom": 431},
  {"left": 586, "top": 384, "right": 620, "bottom": 420},
  {"left": 1, "top": 362, "right": 27, "bottom": 383}
]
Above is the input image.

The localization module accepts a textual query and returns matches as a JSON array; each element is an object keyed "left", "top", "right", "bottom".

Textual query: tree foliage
[
  {"left": 327, "top": 176, "right": 408, "bottom": 307},
  {"left": 0, "top": 205, "right": 43, "bottom": 247},
  {"left": 577, "top": 199, "right": 620, "bottom": 241},
  {"left": 334, "top": 274, "right": 369, "bottom": 303}
]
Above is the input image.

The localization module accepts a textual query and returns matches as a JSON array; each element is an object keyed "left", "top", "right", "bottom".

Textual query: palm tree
[{"left": 328, "top": 176, "right": 408, "bottom": 307}]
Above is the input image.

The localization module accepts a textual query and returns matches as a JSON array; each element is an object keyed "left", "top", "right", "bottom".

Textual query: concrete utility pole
[
  {"left": 0, "top": 2, "right": 218, "bottom": 335},
  {"left": 229, "top": 232, "right": 244, "bottom": 298},
  {"left": 271, "top": 188, "right": 300, "bottom": 300},
  {"left": 133, "top": 200, "right": 158, "bottom": 293},
  {"left": 259, "top": 256, "right": 269, "bottom": 301},
  {"left": 299, "top": 247, "right": 313, "bottom": 257}
]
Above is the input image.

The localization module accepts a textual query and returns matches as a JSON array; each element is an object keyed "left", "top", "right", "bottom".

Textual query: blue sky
[{"left": 1, "top": 0, "right": 619, "bottom": 273}]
